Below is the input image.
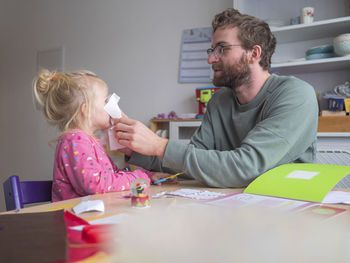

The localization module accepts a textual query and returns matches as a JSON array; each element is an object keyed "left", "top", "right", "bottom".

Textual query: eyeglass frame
[{"left": 207, "top": 44, "right": 242, "bottom": 59}]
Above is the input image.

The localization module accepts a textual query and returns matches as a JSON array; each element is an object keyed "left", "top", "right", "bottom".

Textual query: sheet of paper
[
  {"left": 102, "top": 93, "right": 124, "bottom": 150},
  {"left": 244, "top": 163, "right": 350, "bottom": 203},
  {"left": 208, "top": 193, "right": 316, "bottom": 212},
  {"left": 166, "top": 189, "right": 226, "bottom": 200},
  {"left": 107, "top": 127, "right": 124, "bottom": 150},
  {"left": 101, "top": 128, "right": 124, "bottom": 150},
  {"left": 152, "top": 191, "right": 167, "bottom": 198},
  {"left": 322, "top": 190, "right": 350, "bottom": 204},
  {"left": 73, "top": 200, "right": 105, "bottom": 215},
  {"left": 104, "top": 93, "right": 121, "bottom": 119}
]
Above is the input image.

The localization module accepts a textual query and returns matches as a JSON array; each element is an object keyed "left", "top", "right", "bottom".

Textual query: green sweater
[{"left": 129, "top": 74, "right": 319, "bottom": 187}]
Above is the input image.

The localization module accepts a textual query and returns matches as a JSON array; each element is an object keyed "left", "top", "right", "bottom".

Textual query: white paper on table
[
  {"left": 72, "top": 199, "right": 105, "bottom": 215},
  {"left": 152, "top": 191, "right": 167, "bottom": 198},
  {"left": 166, "top": 189, "right": 226, "bottom": 200},
  {"left": 208, "top": 193, "right": 317, "bottom": 212},
  {"left": 322, "top": 190, "right": 350, "bottom": 205}
]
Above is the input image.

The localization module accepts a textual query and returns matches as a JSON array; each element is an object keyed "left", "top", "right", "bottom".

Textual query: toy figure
[{"left": 131, "top": 178, "right": 150, "bottom": 208}]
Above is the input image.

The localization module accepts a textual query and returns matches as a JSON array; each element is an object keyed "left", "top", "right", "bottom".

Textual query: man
[{"left": 115, "top": 8, "right": 318, "bottom": 187}]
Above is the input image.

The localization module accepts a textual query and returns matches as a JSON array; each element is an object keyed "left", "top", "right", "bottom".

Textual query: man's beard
[{"left": 212, "top": 54, "right": 251, "bottom": 90}]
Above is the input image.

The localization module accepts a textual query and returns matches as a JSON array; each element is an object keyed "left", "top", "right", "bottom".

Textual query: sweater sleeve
[
  {"left": 162, "top": 82, "right": 319, "bottom": 188},
  {"left": 61, "top": 134, "right": 150, "bottom": 196}
]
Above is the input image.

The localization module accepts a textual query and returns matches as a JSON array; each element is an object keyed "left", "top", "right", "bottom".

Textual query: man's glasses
[{"left": 207, "top": 44, "right": 241, "bottom": 59}]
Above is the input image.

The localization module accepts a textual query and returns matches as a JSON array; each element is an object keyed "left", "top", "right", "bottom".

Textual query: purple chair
[{"left": 3, "top": 175, "right": 52, "bottom": 211}]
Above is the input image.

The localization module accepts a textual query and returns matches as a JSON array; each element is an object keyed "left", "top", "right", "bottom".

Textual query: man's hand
[{"left": 114, "top": 117, "right": 168, "bottom": 158}]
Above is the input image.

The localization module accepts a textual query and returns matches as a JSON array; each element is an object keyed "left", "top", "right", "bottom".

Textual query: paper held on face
[
  {"left": 103, "top": 93, "right": 124, "bottom": 150},
  {"left": 104, "top": 93, "right": 122, "bottom": 119}
]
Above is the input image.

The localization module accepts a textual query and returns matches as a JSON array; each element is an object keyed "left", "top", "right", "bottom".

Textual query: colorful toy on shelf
[
  {"left": 195, "top": 86, "right": 220, "bottom": 119},
  {"left": 130, "top": 178, "right": 150, "bottom": 208},
  {"left": 167, "top": 110, "right": 178, "bottom": 119},
  {"left": 153, "top": 111, "right": 179, "bottom": 120}
]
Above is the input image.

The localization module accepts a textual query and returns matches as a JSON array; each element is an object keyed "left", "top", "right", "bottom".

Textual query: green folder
[{"left": 244, "top": 163, "right": 350, "bottom": 203}]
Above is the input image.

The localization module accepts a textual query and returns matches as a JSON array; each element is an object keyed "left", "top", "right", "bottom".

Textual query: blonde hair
[{"left": 33, "top": 69, "right": 99, "bottom": 133}]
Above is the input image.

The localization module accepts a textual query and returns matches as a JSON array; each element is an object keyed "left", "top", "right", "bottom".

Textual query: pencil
[{"left": 153, "top": 172, "right": 184, "bottom": 184}]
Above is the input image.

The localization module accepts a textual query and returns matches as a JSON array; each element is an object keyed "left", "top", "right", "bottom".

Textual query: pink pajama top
[{"left": 52, "top": 130, "right": 151, "bottom": 202}]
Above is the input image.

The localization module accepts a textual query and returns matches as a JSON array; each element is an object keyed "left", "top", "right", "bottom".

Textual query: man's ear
[{"left": 249, "top": 45, "right": 262, "bottom": 63}]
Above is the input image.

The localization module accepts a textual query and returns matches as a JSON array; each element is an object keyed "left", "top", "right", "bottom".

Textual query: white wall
[{"left": 0, "top": 0, "right": 231, "bottom": 211}]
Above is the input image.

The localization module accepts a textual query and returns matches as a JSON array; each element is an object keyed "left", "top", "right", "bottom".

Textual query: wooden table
[
  {"left": 1, "top": 180, "right": 241, "bottom": 221},
  {"left": 2, "top": 180, "right": 350, "bottom": 220},
  {"left": 2, "top": 180, "right": 350, "bottom": 262}
]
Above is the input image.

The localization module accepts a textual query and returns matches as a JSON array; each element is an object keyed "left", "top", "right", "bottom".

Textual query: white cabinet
[
  {"left": 169, "top": 121, "right": 201, "bottom": 144},
  {"left": 233, "top": 0, "right": 350, "bottom": 110},
  {"left": 149, "top": 119, "right": 202, "bottom": 144}
]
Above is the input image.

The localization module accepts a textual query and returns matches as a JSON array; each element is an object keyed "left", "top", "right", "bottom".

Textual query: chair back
[{"left": 3, "top": 175, "right": 52, "bottom": 211}]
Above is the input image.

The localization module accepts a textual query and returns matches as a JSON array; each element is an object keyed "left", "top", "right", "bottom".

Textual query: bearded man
[{"left": 114, "top": 8, "right": 318, "bottom": 187}]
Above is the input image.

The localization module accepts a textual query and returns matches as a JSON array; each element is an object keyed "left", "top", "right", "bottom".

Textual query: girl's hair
[{"left": 33, "top": 69, "right": 99, "bottom": 132}]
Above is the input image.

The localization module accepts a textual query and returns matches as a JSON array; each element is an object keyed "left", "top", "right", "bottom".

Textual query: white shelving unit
[
  {"left": 271, "top": 16, "right": 350, "bottom": 43},
  {"left": 270, "top": 16, "right": 350, "bottom": 74}
]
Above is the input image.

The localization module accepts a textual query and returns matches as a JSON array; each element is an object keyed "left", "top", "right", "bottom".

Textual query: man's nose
[{"left": 208, "top": 52, "right": 219, "bottom": 64}]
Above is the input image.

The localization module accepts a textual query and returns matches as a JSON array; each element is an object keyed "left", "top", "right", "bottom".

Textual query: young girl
[{"left": 33, "top": 69, "right": 168, "bottom": 201}]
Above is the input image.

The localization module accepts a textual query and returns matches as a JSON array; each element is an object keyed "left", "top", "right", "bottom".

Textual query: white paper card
[
  {"left": 73, "top": 200, "right": 105, "bottom": 215},
  {"left": 322, "top": 190, "right": 350, "bottom": 204},
  {"left": 101, "top": 129, "right": 124, "bottom": 150},
  {"left": 285, "top": 170, "right": 319, "bottom": 180},
  {"left": 104, "top": 93, "right": 122, "bottom": 119},
  {"left": 167, "top": 189, "right": 226, "bottom": 200},
  {"left": 107, "top": 127, "right": 124, "bottom": 150}
]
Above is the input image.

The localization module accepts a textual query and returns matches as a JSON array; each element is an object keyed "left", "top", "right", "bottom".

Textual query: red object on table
[
  {"left": 59, "top": 211, "right": 116, "bottom": 262},
  {"left": 82, "top": 224, "right": 116, "bottom": 243}
]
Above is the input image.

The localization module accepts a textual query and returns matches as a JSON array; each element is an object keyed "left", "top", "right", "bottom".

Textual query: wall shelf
[
  {"left": 272, "top": 56, "right": 350, "bottom": 74},
  {"left": 271, "top": 16, "right": 350, "bottom": 44}
]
